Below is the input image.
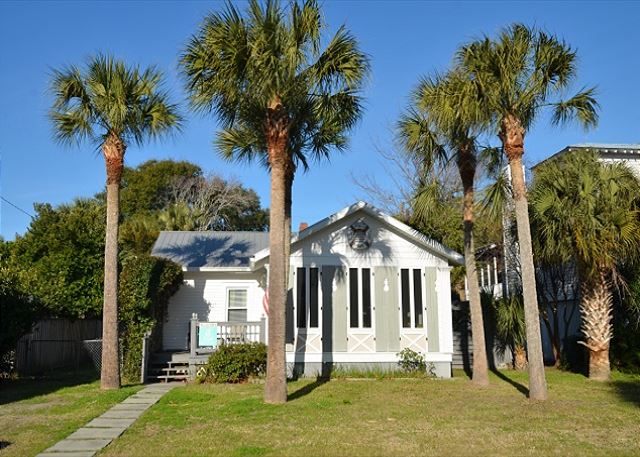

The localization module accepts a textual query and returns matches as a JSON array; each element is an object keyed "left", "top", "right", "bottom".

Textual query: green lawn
[
  {"left": 98, "top": 369, "right": 640, "bottom": 457},
  {"left": 0, "top": 370, "right": 141, "bottom": 457}
]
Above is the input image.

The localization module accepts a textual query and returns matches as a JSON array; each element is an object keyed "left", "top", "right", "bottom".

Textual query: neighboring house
[
  {"left": 533, "top": 143, "right": 640, "bottom": 177},
  {"left": 501, "top": 144, "right": 640, "bottom": 363},
  {"left": 151, "top": 201, "right": 463, "bottom": 379}
]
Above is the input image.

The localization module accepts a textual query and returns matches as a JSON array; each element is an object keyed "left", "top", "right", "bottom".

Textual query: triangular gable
[{"left": 251, "top": 201, "right": 463, "bottom": 266}]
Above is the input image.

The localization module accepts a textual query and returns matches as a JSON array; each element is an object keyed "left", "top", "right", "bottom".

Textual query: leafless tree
[{"left": 168, "top": 174, "right": 263, "bottom": 231}]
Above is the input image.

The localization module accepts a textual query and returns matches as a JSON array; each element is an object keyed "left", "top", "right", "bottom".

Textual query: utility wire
[{"left": 1, "top": 196, "right": 34, "bottom": 219}]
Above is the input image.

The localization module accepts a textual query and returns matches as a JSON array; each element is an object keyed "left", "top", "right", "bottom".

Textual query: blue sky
[{"left": 1, "top": 1, "right": 639, "bottom": 240}]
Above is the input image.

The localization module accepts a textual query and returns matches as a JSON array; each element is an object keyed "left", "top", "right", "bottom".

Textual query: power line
[{"left": 1, "top": 196, "right": 34, "bottom": 219}]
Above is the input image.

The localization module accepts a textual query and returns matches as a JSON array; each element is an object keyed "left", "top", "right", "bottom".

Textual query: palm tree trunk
[
  {"left": 100, "top": 133, "right": 125, "bottom": 390},
  {"left": 514, "top": 345, "right": 527, "bottom": 370},
  {"left": 264, "top": 97, "right": 289, "bottom": 404},
  {"left": 579, "top": 268, "right": 613, "bottom": 381},
  {"left": 459, "top": 160, "right": 489, "bottom": 386},
  {"left": 284, "top": 169, "right": 294, "bottom": 289},
  {"left": 501, "top": 115, "right": 547, "bottom": 401}
]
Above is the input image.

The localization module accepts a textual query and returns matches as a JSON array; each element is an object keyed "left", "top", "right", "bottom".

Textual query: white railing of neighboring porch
[{"left": 189, "top": 313, "right": 266, "bottom": 358}]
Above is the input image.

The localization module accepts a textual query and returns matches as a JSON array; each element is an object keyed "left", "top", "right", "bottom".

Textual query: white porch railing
[{"left": 189, "top": 313, "right": 266, "bottom": 358}]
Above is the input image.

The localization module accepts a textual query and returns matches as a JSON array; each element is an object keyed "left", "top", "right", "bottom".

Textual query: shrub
[
  {"left": 118, "top": 254, "right": 182, "bottom": 383},
  {"left": 0, "top": 262, "right": 40, "bottom": 376},
  {"left": 197, "top": 343, "right": 267, "bottom": 383},
  {"left": 397, "top": 348, "right": 426, "bottom": 373}
]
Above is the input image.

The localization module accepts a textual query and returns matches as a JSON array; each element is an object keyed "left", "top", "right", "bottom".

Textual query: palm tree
[
  {"left": 50, "top": 55, "right": 181, "bottom": 389},
  {"left": 180, "top": 0, "right": 368, "bottom": 404},
  {"left": 399, "top": 71, "right": 492, "bottom": 386},
  {"left": 457, "top": 24, "right": 599, "bottom": 400},
  {"left": 531, "top": 152, "right": 640, "bottom": 380},
  {"left": 493, "top": 292, "right": 527, "bottom": 370}
]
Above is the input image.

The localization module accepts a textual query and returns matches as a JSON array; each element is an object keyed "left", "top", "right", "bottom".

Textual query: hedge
[{"left": 118, "top": 254, "right": 182, "bottom": 383}]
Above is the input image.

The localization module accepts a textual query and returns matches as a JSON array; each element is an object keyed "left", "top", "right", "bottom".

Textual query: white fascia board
[{"left": 183, "top": 266, "right": 253, "bottom": 273}]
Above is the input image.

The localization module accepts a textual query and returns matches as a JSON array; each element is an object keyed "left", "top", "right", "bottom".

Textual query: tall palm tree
[
  {"left": 531, "top": 152, "right": 640, "bottom": 380},
  {"left": 457, "top": 24, "right": 599, "bottom": 400},
  {"left": 399, "top": 70, "right": 492, "bottom": 387},
  {"left": 180, "top": 0, "right": 368, "bottom": 404},
  {"left": 50, "top": 55, "right": 181, "bottom": 389}
]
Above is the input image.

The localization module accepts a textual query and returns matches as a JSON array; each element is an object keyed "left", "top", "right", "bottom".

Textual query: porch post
[
  {"left": 190, "top": 313, "right": 198, "bottom": 358},
  {"left": 140, "top": 331, "right": 151, "bottom": 384},
  {"left": 259, "top": 317, "right": 267, "bottom": 343}
]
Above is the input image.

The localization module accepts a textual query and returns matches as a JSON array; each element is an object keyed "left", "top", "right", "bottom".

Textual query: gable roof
[
  {"left": 152, "top": 231, "right": 269, "bottom": 270},
  {"left": 252, "top": 201, "right": 464, "bottom": 266}
]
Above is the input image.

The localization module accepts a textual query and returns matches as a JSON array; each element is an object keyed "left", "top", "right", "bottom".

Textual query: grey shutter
[
  {"left": 285, "top": 267, "right": 295, "bottom": 345},
  {"left": 374, "top": 266, "right": 400, "bottom": 352},
  {"left": 425, "top": 267, "right": 439, "bottom": 352},
  {"left": 322, "top": 266, "right": 347, "bottom": 352}
]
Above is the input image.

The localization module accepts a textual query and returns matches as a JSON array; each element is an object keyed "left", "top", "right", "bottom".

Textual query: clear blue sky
[{"left": 1, "top": 1, "right": 639, "bottom": 240}]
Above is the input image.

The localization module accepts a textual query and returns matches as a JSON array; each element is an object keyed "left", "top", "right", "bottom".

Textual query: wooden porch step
[{"left": 148, "top": 374, "right": 189, "bottom": 383}]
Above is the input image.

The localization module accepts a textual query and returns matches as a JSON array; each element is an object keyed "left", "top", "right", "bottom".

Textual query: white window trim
[
  {"left": 226, "top": 287, "right": 248, "bottom": 322},
  {"left": 399, "top": 268, "right": 427, "bottom": 330},
  {"left": 347, "top": 267, "right": 374, "bottom": 331},
  {"left": 295, "top": 267, "right": 322, "bottom": 330}
]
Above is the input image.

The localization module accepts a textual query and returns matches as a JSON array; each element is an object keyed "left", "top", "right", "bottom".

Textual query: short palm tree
[
  {"left": 457, "top": 24, "right": 599, "bottom": 400},
  {"left": 531, "top": 152, "right": 640, "bottom": 380},
  {"left": 493, "top": 292, "right": 527, "bottom": 370},
  {"left": 180, "top": 0, "right": 368, "bottom": 403},
  {"left": 50, "top": 55, "right": 181, "bottom": 389},
  {"left": 399, "top": 70, "right": 492, "bottom": 387}
]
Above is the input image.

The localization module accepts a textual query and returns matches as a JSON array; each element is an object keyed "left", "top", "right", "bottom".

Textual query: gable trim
[{"left": 251, "top": 201, "right": 463, "bottom": 266}]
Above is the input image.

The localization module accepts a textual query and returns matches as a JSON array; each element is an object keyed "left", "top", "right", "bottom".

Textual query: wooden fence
[{"left": 15, "top": 319, "right": 102, "bottom": 374}]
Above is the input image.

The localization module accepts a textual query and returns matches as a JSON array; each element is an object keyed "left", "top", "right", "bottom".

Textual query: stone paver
[
  {"left": 67, "top": 427, "right": 127, "bottom": 440},
  {"left": 37, "top": 452, "right": 96, "bottom": 457},
  {"left": 100, "top": 410, "right": 144, "bottom": 419},
  {"left": 85, "top": 417, "right": 136, "bottom": 428},
  {"left": 108, "top": 402, "right": 150, "bottom": 411},
  {"left": 48, "top": 440, "right": 111, "bottom": 452},
  {"left": 36, "top": 383, "right": 180, "bottom": 457}
]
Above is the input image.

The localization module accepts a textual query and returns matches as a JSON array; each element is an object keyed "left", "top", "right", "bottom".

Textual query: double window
[
  {"left": 296, "top": 267, "right": 319, "bottom": 328},
  {"left": 227, "top": 289, "right": 248, "bottom": 322},
  {"left": 349, "top": 268, "right": 372, "bottom": 329},
  {"left": 401, "top": 269, "right": 424, "bottom": 328}
]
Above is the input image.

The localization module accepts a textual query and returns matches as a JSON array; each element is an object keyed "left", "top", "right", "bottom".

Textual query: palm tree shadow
[
  {"left": 491, "top": 368, "right": 529, "bottom": 397},
  {"left": 287, "top": 377, "right": 329, "bottom": 402},
  {"left": 611, "top": 380, "right": 640, "bottom": 408},
  {"left": 0, "top": 368, "right": 98, "bottom": 405}
]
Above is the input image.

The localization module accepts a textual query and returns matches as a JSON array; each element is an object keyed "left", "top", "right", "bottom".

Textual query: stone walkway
[{"left": 36, "top": 383, "right": 180, "bottom": 457}]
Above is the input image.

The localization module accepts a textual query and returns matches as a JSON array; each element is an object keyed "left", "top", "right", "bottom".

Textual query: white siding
[
  {"left": 289, "top": 212, "right": 448, "bottom": 269},
  {"left": 162, "top": 271, "right": 265, "bottom": 350}
]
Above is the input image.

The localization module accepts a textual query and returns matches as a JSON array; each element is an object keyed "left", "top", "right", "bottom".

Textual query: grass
[
  {"left": 98, "top": 369, "right": 640, "bottom": 457},
  {"left": 0, "top": 369, "right": 141, "bottom": 457}
]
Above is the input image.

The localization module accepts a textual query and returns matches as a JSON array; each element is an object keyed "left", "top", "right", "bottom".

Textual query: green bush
[
  {"left": 118, "top": 254, "right": 182, "bottom": 383},
  {"left": 197, "top": 343, "right": 267, "bottom": 383},
  {"left": 611, "top": 322, "right": 640, "bottom": 374},
  {"left": 0, "top": 260, "right": 41, "bottom": 376},
  {"left": 397, "top": 348, "right": 426, "bottom": 372}
]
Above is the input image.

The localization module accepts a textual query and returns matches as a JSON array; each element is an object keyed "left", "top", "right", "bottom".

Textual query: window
[
  {"left": 296, "top": 267, "right": 319, "bottom": 328},
  {"left": 349, "top": 268, "right": 372, "bottom": 329},
  {"left": 401, "top": 268, "right": 424, "bottom": 328},
  {"left": 227, "top": 289, "right": 248, "bottom": 322}
]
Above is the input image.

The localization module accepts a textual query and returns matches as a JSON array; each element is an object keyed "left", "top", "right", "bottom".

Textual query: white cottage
[{"left": 151, "top": 201, "right": 463, "bottom": 378}]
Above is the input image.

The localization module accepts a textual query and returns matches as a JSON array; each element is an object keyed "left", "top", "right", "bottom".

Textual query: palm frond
[{"left": 551, "top": 87, "right": 599, "bottom": 129}]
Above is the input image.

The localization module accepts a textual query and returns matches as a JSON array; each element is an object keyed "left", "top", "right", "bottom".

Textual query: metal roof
[
  {"left": 152, "top": 231, "right": 269, "bottom": 269},
  {"left": 533, "top": 143, "right": 640, "bottom": 170}
]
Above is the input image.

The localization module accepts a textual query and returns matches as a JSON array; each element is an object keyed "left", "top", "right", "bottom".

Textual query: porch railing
[{"left": 189, "top": 313, "right": 266, "bottom": 358}]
